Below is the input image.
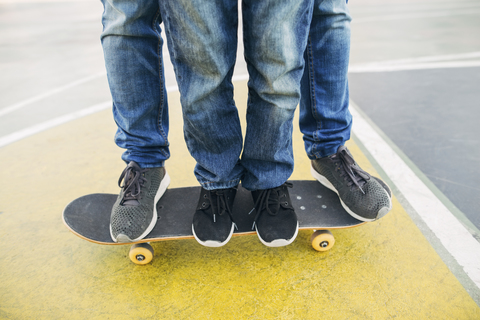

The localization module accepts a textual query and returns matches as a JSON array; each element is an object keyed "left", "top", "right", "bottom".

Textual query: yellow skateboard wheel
[
  {"left": 129, "top": 243, "right": 154, "bottom": 265},
  {"left": 310, "top": 230, "right": 335, "bottom": 252}
]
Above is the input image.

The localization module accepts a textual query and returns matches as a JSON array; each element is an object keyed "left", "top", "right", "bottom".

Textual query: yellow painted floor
[{"left": 0, "top": 81, "right": 479, "bottom": 319}]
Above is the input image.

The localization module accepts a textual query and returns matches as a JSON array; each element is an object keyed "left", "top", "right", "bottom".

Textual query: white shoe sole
[
  {"left": 192, "top": 222, "right": 235, "bottom": 247},
  {"left": 310, "top": 165, "right": 391, "bottom": 222},
  {"left": 111, "top": 171, "right": 171, "bottom": 243},
  {"left": 256, "top": 222, "right": 299, "bottom": 247}
]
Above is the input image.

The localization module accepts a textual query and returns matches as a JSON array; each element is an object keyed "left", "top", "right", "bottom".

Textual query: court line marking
[
  {"left": 1, "top": 47, "right": 476, "bottom": 121},
  {"left": 0, "top": 56, "right": 477, "bottom": 147},
  {"left": 0, "top": 61, "right": 477, "bottom": 147},
  {"left": 353, "top": 8, "right": 480, "bottom": 23},
  {"left": 0, "top": 72, "right": 106, "bottom": 118},
  {"left": 349, "top": 60, "right": 480, "bottom": 73},
  {"left": 352, "top": 52, "right": 480, "bottom": 66},
  {"left": 0, "top": 85, "right": 182, "bottom": 148},
  {"left": 0, "top": 0, "right": 94, "bottom": 3},
  {"left": 0, "top": 101, "right": 111, "bottom": 148},
  {"left": 350, "top": 103, "right": 480, "bottom": 290},
  {"left": 357, "top": 1, "right": 480, "bottom": 11},
  {"left": 3, "top": 52, "right": 475, "bottom": 120}
]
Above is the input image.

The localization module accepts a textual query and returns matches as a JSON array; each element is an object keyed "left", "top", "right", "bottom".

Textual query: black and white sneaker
[
  {"left": 110, "top": 161, "right": 170, "bottom": 243},
  {"left": 192, "top": 187, "right": 237, "bottom": 247},
  {"left": 251, "top": 183, "right": 299, "bottom": 247},
  {"left": 311, "top": 145, "right": 392, "bottom": 221}
]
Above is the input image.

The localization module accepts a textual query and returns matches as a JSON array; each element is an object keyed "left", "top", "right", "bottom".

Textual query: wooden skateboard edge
[
  {"left": 62, "top": 184, "right": 367, "bottom": 246},
  {"left": 62, "top": 215, "right": 366, "bottom": 246}
]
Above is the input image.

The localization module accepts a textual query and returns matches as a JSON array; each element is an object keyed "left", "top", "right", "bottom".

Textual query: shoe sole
[
  {"left": 255, "top": 222, "right": 299, "bottom": 247},
  {"left": 310, "top": 165, "right": 392, "bottom": 222},
  {"left": 110, "top": 171, "right": 171, "bottom": 243},
  {"left": 192, "top": 223, "right": 235, "bottom": 247}
]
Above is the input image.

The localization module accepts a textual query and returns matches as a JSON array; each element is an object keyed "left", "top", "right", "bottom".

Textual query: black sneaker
[
  {"left": 192, "top": 187, "right": 237, "bottom": 247},
  {"left": 110, "top": 161, "right": 170, "bottom": 243},
  {"left": 311, "top": 146, "right": 392, "bottom": 221},
  {"left": 251, "top": 183, "right": 299, "bottom": 247}
]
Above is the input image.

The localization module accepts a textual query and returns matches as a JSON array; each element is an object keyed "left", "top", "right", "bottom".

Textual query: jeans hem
[
  {"left": 307, "top": 144, "right": 343, "bottom": 160},
  {"left": 122, "top": 158, "right": 165, "bottom": 169},
  {"left": 200, "top": 179, "right": 241, "bottom": 191}
]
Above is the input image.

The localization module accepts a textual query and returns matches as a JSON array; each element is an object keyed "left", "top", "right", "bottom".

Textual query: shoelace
[
  {"left": 334, "top": 147, "right": 370, "bottom": 194},
  {"left": 118, "top": 164, "right": 148, "bottom": 202},
  {"left": 251, "top": 182, "right": 293, "bottom": 230},
  {"left": 202, "top": 189, "right": 237, "bottom": 229}
]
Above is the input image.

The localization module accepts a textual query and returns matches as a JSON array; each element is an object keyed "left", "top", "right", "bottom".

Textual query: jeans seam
[
  {"left": 153, "top": 9, "right": 169, "bottom": 159},
  {"left": 306, "top": 33, "right": 320, "bottom": 156}
]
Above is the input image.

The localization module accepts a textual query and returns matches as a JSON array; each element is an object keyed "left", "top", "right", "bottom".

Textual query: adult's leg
[
  {"left": 300, "top": 0, "right": 352, "bottom": 159},
  {"left": 301, "top": 0, "right": 392, "bottom": 222}
]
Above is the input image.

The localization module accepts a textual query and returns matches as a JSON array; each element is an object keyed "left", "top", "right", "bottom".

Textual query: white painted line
[
  {"left": 0, "top": 0, "right": 94, "bottom": 3},
  {"left": 353, "top": 9, "right": 480, "bottom": 24},
  {"left": 0, "top": 85, "right": 181, "bottom": 148},
  {"left": 349, "top": 60, "right": 480, "bottom": 73},
  {"left": 0, "top": 72, "right": 106, "bottom": 118},
  {"left": 351, "top": 52, "right": 480, "bottom": 67},
  {"left": 350, "top": 103, "right": 480, "bottom": 289},
  {"left": 0, "top": 101, "right": 111, "bottom": 148}
]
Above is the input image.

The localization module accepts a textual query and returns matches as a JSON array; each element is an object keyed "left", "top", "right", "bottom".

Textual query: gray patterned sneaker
[
  {"left": 192, "top": 187, "right": 238, "bottom": 247},
  {"left": 311, "top": 146, "right": 392, "bottom": 221},
  {"left": 110, "top": 161, "right": 170, "bottom": 243},
  {"left": 251, "top": 183, "right": 299, "bottom": 247}
]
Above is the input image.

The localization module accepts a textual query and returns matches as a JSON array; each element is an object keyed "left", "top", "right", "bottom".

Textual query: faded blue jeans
[
  {"left": 101, "top": 0, "right": 170, "bottom": 168},
  {"left": 300, "top": 0, "right": 352, "bottom": 159},
  {"left": 100, "top": 0, "right": 350, "bottom": 190},
  {"left": 159, "top": 0, "right": 313, "bottom": 191}
]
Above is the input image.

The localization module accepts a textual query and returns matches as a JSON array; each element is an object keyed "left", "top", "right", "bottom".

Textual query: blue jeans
[
  {"left": 100, "top": 0, "right": 350, "bottom": 189},
  {"left": 159, "top": 0, "right": 313, "bottom": 191},
  {"left": 101, "top": 0, "right": 170, "bottom": 168},
  {"left": 300, "top": 0, "right": 352, "bottom": 159}
]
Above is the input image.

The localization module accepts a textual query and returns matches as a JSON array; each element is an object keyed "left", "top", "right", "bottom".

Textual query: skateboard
[{"left": 63, "top": 180, "right": 365, "bottom": 265}]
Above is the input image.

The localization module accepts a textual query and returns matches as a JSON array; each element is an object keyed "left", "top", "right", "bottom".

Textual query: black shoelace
[
  {"left": 250, "top": 182, "right": 293, "bottom": 230},
  {"left": 334, "top": 147, "right": 370, "bottom": 194},
  {"left": 118, "top": 163, "right": 147, "bottom": 202},
  {"left": 201, "top": 189, "right": 237, "bottom": 229}
]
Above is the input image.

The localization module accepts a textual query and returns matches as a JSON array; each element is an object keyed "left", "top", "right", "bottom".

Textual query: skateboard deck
[{"left": 63, "top": 180, "right": 365, "bottom": 264}]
